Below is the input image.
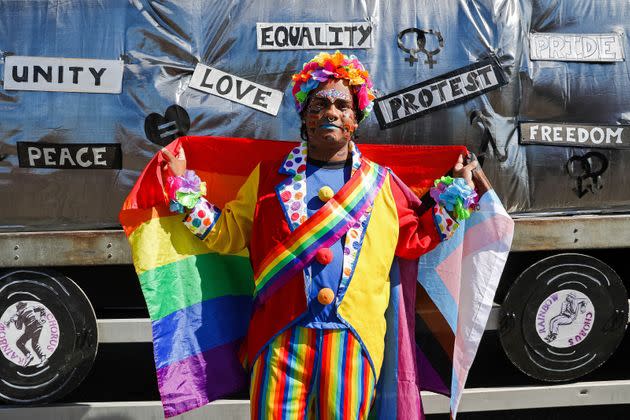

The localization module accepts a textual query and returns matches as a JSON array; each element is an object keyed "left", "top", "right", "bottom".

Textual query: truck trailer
[{"left": 1, "top": 0, "right": 629, "bottom": 418}]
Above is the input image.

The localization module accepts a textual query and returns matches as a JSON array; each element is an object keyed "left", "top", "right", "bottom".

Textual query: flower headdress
[{"left": 291, "top": 51, "right": 375, "bottom": 122}]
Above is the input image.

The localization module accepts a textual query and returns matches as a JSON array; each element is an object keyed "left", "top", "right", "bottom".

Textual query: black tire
[
  {"left": 499, "top": 253, "right": 628, "bottom": 382},
  {"left": 0, "top": 269, "right": 98, "bottom": 404}
]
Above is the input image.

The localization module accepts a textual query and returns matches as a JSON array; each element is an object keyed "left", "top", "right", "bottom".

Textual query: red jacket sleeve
[{"left": 389, "top": 172, "right": 442, "bottom": 260}]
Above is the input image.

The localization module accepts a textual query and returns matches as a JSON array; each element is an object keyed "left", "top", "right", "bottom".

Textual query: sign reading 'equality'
[
  {"left": 3, "top": 56, "right": 124, "bottom": 94},
  {"left": 374, "top": 58, "right": 507, "bottom": 129},
  {"left": 257, "top": 22, "right": 373, "bottom": 50},
  {"left": 189, "top": 64, "right": 284, "bottom": 116},
  {"left": 519, "top": 122, "right": 630, "bottom": 149}
]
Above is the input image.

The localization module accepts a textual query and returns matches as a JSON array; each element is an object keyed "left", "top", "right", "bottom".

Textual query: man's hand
[
  {"left": 161, "top": 148, "right": 187, "bottom": 177},
  {"left": 6, "top": 315, "right": 17, "bottom": 327},
  {"left": 453, "top": 154, "right": 478, "bottom": 189}
]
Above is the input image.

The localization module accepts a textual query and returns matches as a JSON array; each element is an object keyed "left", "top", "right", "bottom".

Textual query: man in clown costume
[{"left": 161, "top": 51, "right": 479, "bottom": 419}]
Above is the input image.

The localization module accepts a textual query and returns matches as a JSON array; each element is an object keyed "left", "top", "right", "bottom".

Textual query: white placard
[
  {"left": 189, "top": 63, "right": 283, "bottom": 116},
  {"left": 535, "top": 290, "right": 594, "bottom": 348},
  {"left": 257, "top": 22, "right": 373, "bottom": 50},
  {"left": 3, "top": 56, "right": 124, "bottom": 93},
  {"left": 529, "top": 33, "right": 624, "bottom": 62}
]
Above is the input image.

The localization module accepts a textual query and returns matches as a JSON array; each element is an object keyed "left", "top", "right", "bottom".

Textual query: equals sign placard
[{"left": 144, "top": 105, "right": 191, "bottom": 146}]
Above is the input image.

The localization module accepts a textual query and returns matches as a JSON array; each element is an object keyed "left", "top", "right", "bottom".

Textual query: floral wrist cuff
[
  {"left": 166, "top": 170, "right": 207, "bottom": 214},
  {"left": 429, "top": 176, "right": 478, "bottom": 221}
]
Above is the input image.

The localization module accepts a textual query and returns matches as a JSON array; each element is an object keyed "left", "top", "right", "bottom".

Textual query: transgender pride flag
[
  {"left": 120, "top": 135, "right": 511, "bottom": 418},
  {"left": 417, "top": 189, "right": 514, "bottom": 416},
  {"left": 372, "top": 175, "right": 513, "bottom": 420}
]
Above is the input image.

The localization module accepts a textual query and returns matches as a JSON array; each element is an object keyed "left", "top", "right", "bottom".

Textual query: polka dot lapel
[{"left": 275, "top": 141, "right": 362, "bottom": 231}]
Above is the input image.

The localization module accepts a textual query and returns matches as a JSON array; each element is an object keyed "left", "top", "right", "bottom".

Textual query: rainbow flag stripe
[
  {"left": 123, "top": 211, "right": 254, "bottom": 417},
  {"left": 253, "top": 161, "right": 386, "bottom": 305}
]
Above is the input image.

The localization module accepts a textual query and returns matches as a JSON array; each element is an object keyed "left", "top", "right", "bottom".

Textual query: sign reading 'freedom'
[
  {"left": 520, "top": 122, "right": 630, "bottom": 149},
  {"left": 189, "top": 64, "right": 284, "bottom": 116},
  {"left": 374, "top": 58, "right": 507, "bottom": 129},
  {"left": 257, "top": 22, "right": 373, "bottom": 50}
]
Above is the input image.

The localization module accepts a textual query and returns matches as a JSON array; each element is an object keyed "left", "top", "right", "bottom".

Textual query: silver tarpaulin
[{"left": 1, "top": 0, "right": 629, "bottom": 230}]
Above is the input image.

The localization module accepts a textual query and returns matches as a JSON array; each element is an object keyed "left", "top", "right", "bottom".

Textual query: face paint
[
  {"left": 307, "top": 88, "right": 353, "bottom": 115},
  {"left": 314, "top": 88, "right": 351, "bottom": 102},
  {"left": 343, "top": 122, "right": 356, "bottom": 135},
  {"left": 303, "top": 79, "right": 358, "bottom": 153}
]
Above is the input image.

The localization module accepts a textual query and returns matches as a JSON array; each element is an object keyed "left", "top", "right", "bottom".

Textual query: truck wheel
[
  {"left": 499, "top": 253, "right": 628, "bottom": 382},
  {"left": 0, "top": 269, "right": 98, "bottom": 403}
]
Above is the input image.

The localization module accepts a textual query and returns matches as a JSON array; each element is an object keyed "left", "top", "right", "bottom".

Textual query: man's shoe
[
  {"left": 36, "top": 356, "right": 48, "bottom": 368},
  {"left": 23, "top": 354, "right": 34, "bottom": 366}
]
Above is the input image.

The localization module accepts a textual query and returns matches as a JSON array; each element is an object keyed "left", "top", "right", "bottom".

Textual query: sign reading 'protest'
[
  {"left": 189, "top": 64, "right": 283, "bottom": 116},
  {"left": 17, "top": 142, "right": 122, "bottom": 169},
  {"left": 4, "top": 56, "right": 124, "bottom": 94},
  {"left": 257, "top": 22, "right": 373, "bottom": 50},
  {"left": 529, "top": 33, "right": 624, "bottom": 62},
  {"left": 519, "top": 122, "right": 630, "bottom": 149},
  {"left": 374, "top": 58, "right": 507, "bottom": 129}
]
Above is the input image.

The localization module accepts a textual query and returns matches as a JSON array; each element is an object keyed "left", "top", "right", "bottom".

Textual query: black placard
[
  {"left": 17, "top": 142, "right": 122, "bottom": 169},
  {"left": 374, "top": 58, "right": 508, "bottom": 129},
  {"left": 144, "top": 105, "right": 191, "bottom": 146},
  {"left": 519, "top": 122, "right": 630, "bottom": 149}
]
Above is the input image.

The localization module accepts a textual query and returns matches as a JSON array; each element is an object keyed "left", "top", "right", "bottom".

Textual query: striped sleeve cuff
[
  {"left": 183, "top": 197, "right": 222, "bottom": 239},
  {"left": 433, "top": 203, "right": 460, "bottom": 241}
]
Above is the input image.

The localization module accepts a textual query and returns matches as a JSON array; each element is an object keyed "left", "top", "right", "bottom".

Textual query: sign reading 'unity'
[
  {"left": 3, "top": 56, "right": 124, "bottom": 94},
  {"left": 374, "top": 58, "right": 507, "bottom": 129},
  {"left": 189, "top": 64, "right": 284, "bottom": 116},
  {"left": 529, "top": 33, "right": 624, "bottom": 62},
  {"left": 257, "top": 22, "right": 373, "bottom": 50}
]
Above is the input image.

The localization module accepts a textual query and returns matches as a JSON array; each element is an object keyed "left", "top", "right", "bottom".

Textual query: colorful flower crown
[{"left": 291, "top": 51, "right": 375, "bottom": 122}]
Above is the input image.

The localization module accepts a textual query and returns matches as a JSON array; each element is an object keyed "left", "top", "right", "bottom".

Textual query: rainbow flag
[{"left": 120, "top": 135, "right": 511, "bottom": 418}]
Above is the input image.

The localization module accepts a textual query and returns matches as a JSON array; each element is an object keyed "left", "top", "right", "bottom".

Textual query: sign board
[
  {"left": 17, "top": 142, "right": 123, "bottom": 169},
  {"left": 520, "top": 122, "right": 630, "bottom": 149},
  {"left": 374, "top": 58, "right": 507, "bottom": 129},
  {"left": 529, "top": 33, "right": 624, "bottom": 62},
  {"left": 257, "top": 22, "right": 373, "bottom": 50},
  {"left": 3, "top": 56, "right": 124, "bottom": 93},
  {"left": 189, "top": 63, "right": 283, "bottom": 116}
]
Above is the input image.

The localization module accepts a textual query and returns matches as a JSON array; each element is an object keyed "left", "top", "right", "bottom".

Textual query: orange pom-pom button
[
  {"left": 318, "top": 186, "right": 334, "bottom": 202},
  {"left": 315, "top": 248, "right": 333, "bottom": 265},
  {"left": 317, "top": 288, "right": 335, "bottom": 305}
]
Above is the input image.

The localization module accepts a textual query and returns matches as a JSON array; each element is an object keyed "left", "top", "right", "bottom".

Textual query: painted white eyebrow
[{"left": 313, "top": 88, "right": 352, "bottom": 101}]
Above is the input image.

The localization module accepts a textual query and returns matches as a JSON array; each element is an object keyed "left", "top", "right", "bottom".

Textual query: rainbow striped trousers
[{"left": 250, "top": 326, "right": 376, "bottom": 420}]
